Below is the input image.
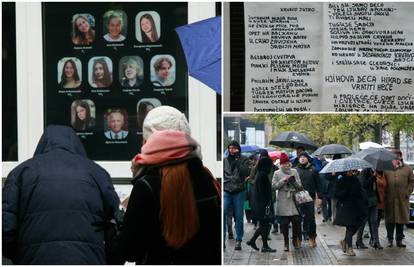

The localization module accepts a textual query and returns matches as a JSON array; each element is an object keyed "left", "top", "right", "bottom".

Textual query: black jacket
[
  {"left": 223, "top": 142, "right": 249, "bottom": 194},
  {"left": 110, "top": 158, "right": 221, "bottom": 264},
  {"left": 2, "top": 125, "right": 120, "bottom": 264},
  {"left": 358, "top": 169, "right": 378, "bottom": 208},
  {"left": 335, "top": 174, "right": 368, "bottom": 227},
  {"left": 252, "top": 158, "right": 273, "bottom": 221},
  {"left": 296, "top": 163, "right": 320, "bottom": 199}
]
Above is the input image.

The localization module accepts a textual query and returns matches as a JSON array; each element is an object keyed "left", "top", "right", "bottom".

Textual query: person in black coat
[
  {"left": 356, "top": 168, "right": 382, "bottom": 249},
  {"left": 108, "top": 130, "right": 221, "bottom": 264},
  {"left": 246, "top": 156, "right": 276, "bottom": 253},
  {"left": 2, "top": 125, "right": 120, "bottom": 264},
  {"left": 335, "top": 170, "right": 368, "bottom": 256},
  {"left": 296, "top": 152, "right": 320, "bottom": 247}
]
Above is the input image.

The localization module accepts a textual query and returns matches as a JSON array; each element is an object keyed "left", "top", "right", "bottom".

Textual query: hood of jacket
[{"left": 34, "top": 125, "right": 87, "bottom": 157}]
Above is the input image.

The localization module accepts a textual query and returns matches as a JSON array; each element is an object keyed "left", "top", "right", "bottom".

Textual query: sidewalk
[{"left": 224, "top": 214, "right": 414, "bottom": 265}]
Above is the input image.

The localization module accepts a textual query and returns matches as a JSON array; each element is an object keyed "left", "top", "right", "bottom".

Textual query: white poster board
[{"left": 245, "top": 2, "right": 414, "bottom": 112}]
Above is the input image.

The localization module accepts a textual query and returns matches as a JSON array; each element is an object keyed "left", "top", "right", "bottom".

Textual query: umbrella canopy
[
  {"left": 312, "top": 144, "right": 353, "bottom": 156},
  {"left": 354, "top": 148, "right": 398, "bottom": 171},
  {"left": 320, "top": 157, "right": 373, "bottom": 173},
  {"left": 269, "top": 131, "right": 318, "bottom": 150},
  {"left": 268, "top": 151, "right": 283, "bottom": 161},
  {"left": 359, "top": 141, "right": 383, "bottom": 150}
]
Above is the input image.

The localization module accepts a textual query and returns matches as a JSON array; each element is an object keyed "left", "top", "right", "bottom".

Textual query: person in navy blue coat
[{"left": 2, "top": 125, "right": 120, "bottom": 264}]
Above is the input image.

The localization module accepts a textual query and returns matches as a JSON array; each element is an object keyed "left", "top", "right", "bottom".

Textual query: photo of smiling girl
[
  {"left": 57, "top": 57, "right": 81, "bottom": 89},
  {"left": 103, "top": 10, "right": 127, "bottom": 42},
  {"left": 88, "top": 57, "right": 113, "bottom": 88}
]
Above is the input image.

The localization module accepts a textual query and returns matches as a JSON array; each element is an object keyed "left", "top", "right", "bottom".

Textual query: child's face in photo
[
  {"left": 94, "top": 63, "right": 105, "bottom": 80},
  {"left": 108, "top": 18, "right": 122, "bottom": 38},
  {"left": 76, "top": 17, "right": 89, "bottom": 33},
  {"left": 157, "top": 61, "right": 170, "bottom": 80},
  {"left": 124, "top": 64, "right": 137, "bottom": 80},
  {"left": 140, "top": 17, "right": 152, "bottom": 33},
  {"left": 64, "top": 62, "right": 75, "bottom": 78}
]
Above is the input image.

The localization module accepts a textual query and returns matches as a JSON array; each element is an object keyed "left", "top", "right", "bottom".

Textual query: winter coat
[
  {"left": 384, "top": 163, "right": 414, "bottom": 224},
  {"left": 357, "top": 169, "right": 378, "bottom": 208},
  {"left": 335, "top": 175, "right": 368, "bottom": 227},
  {"left": 252, "top": 158, "right": 273, "bottom": 221},
  {"left": 223, "top": 155, "right": 249, "bottom": 194},
  {"left": 376, "top": 174, "right": 387, "bottom": 210},
  {"left": 272, "top": 168, "right": 303, "bottom": 216},
  {"left": 325, "top": 172, "right": 339, "bottom": 199},
  {"left": 296, "top": 163, "right": 320, "bottom": 199},
  {"left": 110, "top": 157, "right": 221, "bottom": 264},
  {"left": 2, "top": 125, "right": 120, "bottom": 264}
]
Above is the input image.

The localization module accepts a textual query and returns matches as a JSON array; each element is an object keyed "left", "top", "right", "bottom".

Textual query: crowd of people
[
  {"left": 224, "top": 141, "right": 414, "bottom": 256},
  {"left": 2, "top": 106, "right": 221, "bottom": 265}
]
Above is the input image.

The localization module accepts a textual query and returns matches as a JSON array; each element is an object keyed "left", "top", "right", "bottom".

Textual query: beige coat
[
  {"left": 384, "top": 164, "right": 414, "bottom": 224},
  {"left": 272, "top": 168, "right": 303, "bottom": 216}
]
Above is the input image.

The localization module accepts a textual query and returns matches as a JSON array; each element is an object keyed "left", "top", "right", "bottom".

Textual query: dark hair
[
  {"left": 60, "top": 59, "right": 80, "bottom": 87},
  {"left": 140, "top": 13, "right": 158, "bottom": 43},
  {"left": 72, "top": 14, "right": 95, "bottom": 45},
  {"left": 137, "top": 101, "right": 155, "bottom": 129},
  {"left": 153, "top": 57, "right": 172, "bottom": 72},
  {"left": 73, "top": 100, "right": 91, "bottom": 131},
  {"left": 92, "top": 58, "right": 112, "bottom": 87}
]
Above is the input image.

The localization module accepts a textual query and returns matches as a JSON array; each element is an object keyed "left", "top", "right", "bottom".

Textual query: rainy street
[{"left": 224, "top": 214, "right": 414, "bottom": 265}]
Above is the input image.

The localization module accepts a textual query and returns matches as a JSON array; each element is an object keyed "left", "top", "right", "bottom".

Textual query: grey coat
[{"left": 272, "top": 168, "right": 303, "bottom": 216}]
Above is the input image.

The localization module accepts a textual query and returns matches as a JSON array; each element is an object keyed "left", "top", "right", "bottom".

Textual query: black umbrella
[
  {"left": 312, "top": 144, "right": 353, "bottom": 156},
  {"left": 353, "top": 148, "right": 398, "bottom": 171},
  {"left": 269, "top": 131, "right": 317, "bottom": 150}
]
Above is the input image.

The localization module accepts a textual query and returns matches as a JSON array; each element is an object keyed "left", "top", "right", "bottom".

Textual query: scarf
[{"left": 131, "top": 130, "right": 201, "bottom": 177}]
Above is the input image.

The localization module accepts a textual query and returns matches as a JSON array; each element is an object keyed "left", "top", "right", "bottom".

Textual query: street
[{"left": 224, "top": 213, "right": 414, "bottom": 265}]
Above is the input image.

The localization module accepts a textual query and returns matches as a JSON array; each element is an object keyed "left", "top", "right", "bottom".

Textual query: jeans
[
  {"left": 386, "top": 223, "right": 404, "bottom": 242},
  {"left": 322, "top": 196, "right": 332, "bottom": 221},
  {"left": 356, "top": 218, "right": 368, "bottom": 244},
  {"left": 224, "top": 191, "right": 245, "bottom": 241},
  {"left": 300, "top": 201, "right": 317, "bottom": 239}
]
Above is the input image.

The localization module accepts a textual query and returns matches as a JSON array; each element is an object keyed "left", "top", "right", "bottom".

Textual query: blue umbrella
[
  {"left": 320, "top": 157, "right": 373, "bottom": 174},
  {"left": 175, "top": 16, "right": 221, "bottom": 94}
]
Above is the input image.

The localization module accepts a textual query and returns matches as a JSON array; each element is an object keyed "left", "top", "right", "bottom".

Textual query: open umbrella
[
  {"left": 312, "top": 144, "right": 353, "bottom": 156},
  {"left": 269, "top": 131, "right": 317, "bottom": 150},
  {"left": 353, "top": 148, "right": 398, "bottom": 171},
  {"left": 359, "top": 141, "right": 383, "bottom": 150},
  {"left": 320, "top": 157, "right": 373, "bottom": 173}
]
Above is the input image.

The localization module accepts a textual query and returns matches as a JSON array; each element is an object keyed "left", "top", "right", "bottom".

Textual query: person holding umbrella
[
  {"left": 383, "top": 149, "right": 414, "bottom": 248},
  {"left": 320, "top": 157, "right": 371, "bottom": 256}
]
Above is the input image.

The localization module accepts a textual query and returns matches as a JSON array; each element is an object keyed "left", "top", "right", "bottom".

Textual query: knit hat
[
  {"left": 279, "top": 153, "right": 290, "bottom": 164},
  {"left": 142, "top": 106, "right": 191, "bottom": 141}
]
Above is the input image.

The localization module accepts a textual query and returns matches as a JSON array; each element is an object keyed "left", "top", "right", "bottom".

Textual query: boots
[
  {"left": 340, "top": 239, "right": 347, "bottom": 253},
  {"left": 355, "top": 241, "right": 368, "bottom": 249},
  {"left": 293, "top": 238, "right": 301, "bottom": 249},
  {"left": 309, "top": 237, "right": 317, "bottom": 248},
  {"left": 387, "top": 239, "right": 393, "bottom": 248},
  {"left": 283, "top": 234, "right": 290, "bottom": 251},
  {"left": 345, "top": 247, "right": 356, "bottom": 256},
  {"left": 261, "top": 245, "right": 277, "bottom": 253},
  {"left": 396, "top": 240, "right": 406, "bottom": 248},
  {"left": 246, "top": 240, "right": 259, "bottom": 251}
]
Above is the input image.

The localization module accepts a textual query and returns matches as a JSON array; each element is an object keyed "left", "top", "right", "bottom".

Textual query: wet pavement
[{"left": 224, "top": 213, "right": 414, "bottom": 265}]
